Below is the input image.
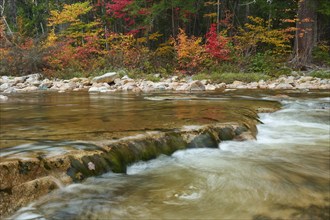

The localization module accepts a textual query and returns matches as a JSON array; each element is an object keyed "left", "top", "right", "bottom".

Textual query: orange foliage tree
[{"left": 173, "top": 29, "right": 206, "bottom": 74}]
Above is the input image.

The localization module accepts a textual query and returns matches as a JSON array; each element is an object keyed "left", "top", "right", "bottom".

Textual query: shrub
[{"left": 0, "top": 38, "right": 49, "bottom": 76}]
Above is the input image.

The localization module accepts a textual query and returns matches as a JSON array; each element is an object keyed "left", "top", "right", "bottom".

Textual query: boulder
[
  {"left": 91, "top": 72, "right": 118, "bottom": 83},
  {"left": 25, "top": 73, "right": 42, "bottom": 84},
  {"left": 187, "top": 80, "right": 205, "bottom": 91}
]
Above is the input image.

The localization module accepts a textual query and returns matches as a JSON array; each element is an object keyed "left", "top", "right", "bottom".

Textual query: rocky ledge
[
  {"left": 0, "top": 121, "right": 263, "bottom": 218},
  {"left": 0, "top": 72, "right": 329, "bottom": 99}
]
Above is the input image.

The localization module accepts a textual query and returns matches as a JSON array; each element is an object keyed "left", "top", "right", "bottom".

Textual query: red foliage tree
[{"left": 205, "top": 23, "right": 230, "bottom": 61}]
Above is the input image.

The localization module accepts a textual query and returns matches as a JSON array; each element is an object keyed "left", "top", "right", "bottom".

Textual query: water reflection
[{"left": 0, "top": 91, "right": 280, "bottom": 151}]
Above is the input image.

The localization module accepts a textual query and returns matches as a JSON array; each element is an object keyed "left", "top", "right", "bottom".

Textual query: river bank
[{"left": 0, "top": 72, "right": 329, "bottom": 100}]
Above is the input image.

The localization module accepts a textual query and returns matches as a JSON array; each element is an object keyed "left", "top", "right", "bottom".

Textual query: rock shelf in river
[{"left": 0, "top": 120, "right": 263, "bottom": 218}]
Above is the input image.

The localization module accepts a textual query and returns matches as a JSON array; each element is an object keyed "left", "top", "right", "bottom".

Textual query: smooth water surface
[
  {"left": 0, "top": 91, "right": 279, "bottom": 157},
  {"left": 6, "top": 91, "right": 330, "bottom": 220}
]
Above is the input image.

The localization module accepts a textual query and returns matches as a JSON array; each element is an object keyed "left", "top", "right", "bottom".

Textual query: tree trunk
[{"left": 291, "top": 0, "right": 317, "bottom": 70}]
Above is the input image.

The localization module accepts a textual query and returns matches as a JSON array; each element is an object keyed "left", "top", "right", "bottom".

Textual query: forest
[{"left": 0, "top": 0, "right": 329, "bottom": 79}]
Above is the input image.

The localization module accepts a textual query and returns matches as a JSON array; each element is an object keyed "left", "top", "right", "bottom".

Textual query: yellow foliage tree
[
  {"left": 234, "top": 16, "right": 294, "bottom": 56},
  {"left": 46, "top": 1, "right": 100, "bottom": 46}
]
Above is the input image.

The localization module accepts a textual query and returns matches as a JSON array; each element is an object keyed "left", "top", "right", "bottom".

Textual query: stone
[
  {"left": 88, "top": 86, "right": 110, "bottom": 93},
  {"left": 217, "top": 83, "right": 226, "bottom": 89},
  {"left": 187, "top": 80, "right": 205, "bottom": 91},
  {"left": 0, "top": 83, "right": 10, "bottom": 92},
  {"left": 175, "top": 83, "right": 190, "bottom": 91},
  {"left": 218, "top": 127, "right": 235, "bottom": 141},
  {"left": 25, "top": 73, "right": 42, "bottom": 84},
  {"left": 295, "top": 82, "right": 310, "bottom": 89},
  {"left": 0, "top": 95, "right": 8, "bottom": 101},
  {"left": 166, "top": 82, "right": 178, "bottom": 90},
  {"left": 300, "top": 76, "right": 313, "bottom": 82},
  {"left": 114, "top": 78, "right": 122, "bottom": 86},
  {"left": 205, "top": 84, "right": 217, "bottom": 91},
  {"left": 91, "top": 72, "right": 118, "bottom": 83},
  {"left": 153, "top": 73, "right": 161, "bottom": 78},
  {"left": 320, "top": 84, "right": 330, "bottom": 89},
  {"left": 275, "top": 83, "right": 294, "bottom": 90},
  {"left": 171, "top": 76, "right": 179, "bottom": 82},
  {"left": 268, "top": 83, "right": 278, "bottom": 89},
  {"left": 121, "top": 75, "right": 131, "bottom": 80},
  {"left": 3, "top": 87, "right": 17, "bottom": 94},
  {"left": 200, "top": 79, "right": 208, "bottom": 85},
  {"left": 23, "top": 86, "right": 38, "bottom": 92},
  {"left": 247, "top": 82, "right": 259, "bottom": 89},
  {"left": 13, "top": 77, "right": 26, "bottom": 85},
  {"left": 122, "top": 82, "right": 137, "bottom": 91},
  {"left": 153, "top": 82, "right": 167, "bottom": 90},
  {"left": 39, "top": 80, "right": 53, "bottom": 90},
  {"left": 187, "top": 132, "right": 219, "bottom": 149}
]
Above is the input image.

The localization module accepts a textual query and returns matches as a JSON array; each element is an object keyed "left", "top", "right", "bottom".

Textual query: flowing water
[{"left": 1, "top": 90, "right": 330, "bottom": 219}]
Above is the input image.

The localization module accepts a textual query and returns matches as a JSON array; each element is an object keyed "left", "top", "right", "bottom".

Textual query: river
[{"left": 1, "top": 90, "right": 329, "bottom": 219}]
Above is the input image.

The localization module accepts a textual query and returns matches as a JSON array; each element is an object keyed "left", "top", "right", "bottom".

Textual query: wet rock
[
  {"left": 92, "top": 72, "right": 118, "bottom": 84},
  {"left": 218, "top": 126, "right": 235, "bottom": 141},
  {"left": 187, "top": 132, "right": 219, "bottom": 148}
]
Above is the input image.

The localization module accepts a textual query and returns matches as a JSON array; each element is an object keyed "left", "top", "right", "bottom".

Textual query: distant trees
[
  {"left": 291, "top": 0, "right": 317, "bottom": 69},
  {"left": 0, "top": 0, "right": 329, "bottom": 76}
]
